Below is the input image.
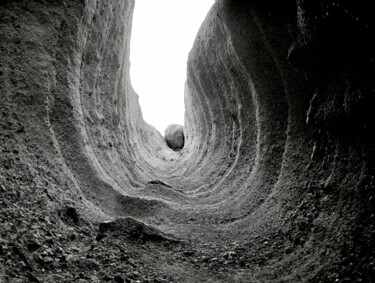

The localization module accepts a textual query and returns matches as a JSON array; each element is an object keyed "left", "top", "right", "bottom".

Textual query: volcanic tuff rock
[
  {"left": 164, "top": 124, "right": 185, "bottom": 151},
  {"left": 1, "top": 0, "right": 374, "bottom": 282}
]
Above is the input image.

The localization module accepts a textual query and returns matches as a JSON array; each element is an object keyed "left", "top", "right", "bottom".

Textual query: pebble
[
  {"left": 130, "top": 271, "right": 140, "bottom": 277},
  {"left": 43, "top": 256, "right": 53, "bottom": 263}
]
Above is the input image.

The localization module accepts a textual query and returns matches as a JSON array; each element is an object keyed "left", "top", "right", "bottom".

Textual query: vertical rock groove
[{"left": 1, "top": 0, "right": 374, "bottom": 282}]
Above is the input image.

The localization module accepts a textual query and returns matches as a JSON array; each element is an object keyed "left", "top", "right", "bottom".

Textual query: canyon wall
[{"left": 1, "top": 0, "right": 374, "bottom": 282}]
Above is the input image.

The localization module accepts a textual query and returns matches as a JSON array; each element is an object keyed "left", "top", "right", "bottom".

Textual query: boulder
[{"left": 164, "top": 124, "right": 185, "bottom": 151}]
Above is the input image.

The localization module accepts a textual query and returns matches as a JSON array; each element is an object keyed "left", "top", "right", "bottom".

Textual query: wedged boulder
[{"left": 164, "top": 124, "right": 184, "bottom": 151}]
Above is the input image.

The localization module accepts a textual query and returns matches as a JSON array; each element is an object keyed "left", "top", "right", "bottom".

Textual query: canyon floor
[{"left": 0, "top": 162, "right": 360, "bottom": 283}]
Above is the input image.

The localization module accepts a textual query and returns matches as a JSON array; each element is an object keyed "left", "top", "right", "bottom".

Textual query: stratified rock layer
[
  {"left": 164, "top": 124, "right": 184, "bottom": 151},
  {"left": 1, "top": 0, "right": 374, "bottom": 282}
]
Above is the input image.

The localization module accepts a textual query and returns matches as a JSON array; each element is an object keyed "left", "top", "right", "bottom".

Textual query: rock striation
[
  {"left": 1, "top": 0, "right": 374, "bottom": 282},
  {"left": 164, "top": 124, "right": 184, "bottom": 151}
]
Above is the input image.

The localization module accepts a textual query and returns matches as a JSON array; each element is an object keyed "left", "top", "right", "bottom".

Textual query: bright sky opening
[{"left": 130, "top": 0, "right": 214, "bottom": 134}]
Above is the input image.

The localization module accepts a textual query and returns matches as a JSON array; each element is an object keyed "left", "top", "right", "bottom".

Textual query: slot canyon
[{"left": 1, "top": 0, "right": 374, "bottom": 282}]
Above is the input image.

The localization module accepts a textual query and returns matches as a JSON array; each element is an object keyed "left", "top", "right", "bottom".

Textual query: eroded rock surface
[
  {"left": 1, "top": 0, "right": 374, "bottom": 282},
  {"left": 164, "top": 124, "right": 185, "bottom": 151}
]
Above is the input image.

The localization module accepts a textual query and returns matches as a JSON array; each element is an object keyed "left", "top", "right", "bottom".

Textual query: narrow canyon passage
[{"left": 1, "top": 1, "right": 374, "bottom": 282}]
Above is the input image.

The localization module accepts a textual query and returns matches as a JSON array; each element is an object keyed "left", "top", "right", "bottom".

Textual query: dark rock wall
[
  {"left": 185, "top": 1, "right": 375, "bottom": 280},
  {"left": 1, "top": 0, "right": 374, "bottom": 281}
]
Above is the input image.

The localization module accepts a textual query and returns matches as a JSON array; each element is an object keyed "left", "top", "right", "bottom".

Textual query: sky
[{"left": 130, "top": 0, "right": 215, "bottom": 134}]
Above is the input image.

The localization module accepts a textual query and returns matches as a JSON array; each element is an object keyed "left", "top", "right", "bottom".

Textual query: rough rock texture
[
  {"left": 164, "top": 124, "right": 184, "bottom": 151},
  {"left": 1, "top": 0, "right": 375, "bottom": 282}
]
